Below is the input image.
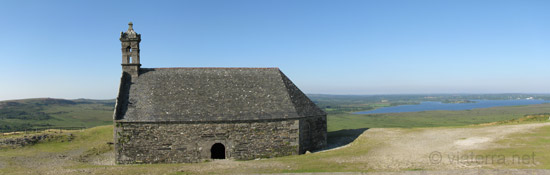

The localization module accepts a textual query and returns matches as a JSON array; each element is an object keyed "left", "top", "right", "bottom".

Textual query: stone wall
[
  {"left": 115, "top": 119, "right": 300, "bottom": 164},
  {"left": 299, "top": 115, "right": 327, "bottom": 153},
  {"left": 0, "top": 133, "right": 74, "bottom": 149}
]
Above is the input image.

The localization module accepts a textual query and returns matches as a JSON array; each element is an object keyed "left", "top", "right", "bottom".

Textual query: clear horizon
[
  {"left": 1, "top": 0, "right": 549, "bottom": 101},
  {"left": 4, "top": 93, "right": 550, "bottom": 102}
]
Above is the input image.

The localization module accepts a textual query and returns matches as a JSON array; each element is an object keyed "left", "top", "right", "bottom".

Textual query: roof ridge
[
  {"left": 278, "top": 70, "right": 327, "bottom": 117},
  {"left": 276, "top": 70, "right": 301, "bottom": 118}
]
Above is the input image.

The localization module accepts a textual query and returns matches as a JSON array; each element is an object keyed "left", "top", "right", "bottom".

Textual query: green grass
[
  {"left": 0, "top": 98, "right": 114, "bottom": 132},
  {"left": 1, "top": 101, "right": 550, "bottom": 174},
  {"left": 469, "top": 125, "right": 550, "bottom": 169},
  {"left": 0, "top": 125, "right": 112, "bottom": 157},
  {"left": 309, "top": 94, "right": 550, "bottom": 115},
  {"left": 0, "top": 122, "right": 379, "bottom": 174},
  {"left": 20, "top": 119, "right": 547, "bottom": 174},
  {"left": 482, "top": 113, "right": 550, "bottom": 125},
  {"left": 328, "top": 103, "right": 550, "bottom": 131},
  {"left": 40, "top": 103, "right": 113, "bottom": 127},
  {"left": 0, "top": 126, "right": 116, "bottom": 174}
]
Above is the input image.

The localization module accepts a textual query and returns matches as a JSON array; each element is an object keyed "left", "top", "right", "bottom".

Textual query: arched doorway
[{"left": 210, "top": 143, "right": 225, "bottom": 159}]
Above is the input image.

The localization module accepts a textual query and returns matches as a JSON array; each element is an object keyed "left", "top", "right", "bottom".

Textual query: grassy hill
[
  {"left": 0, "top": 114, "right": 549, "bottom": 174},
  {"left": 1, "top": 96, "right": 550, "bottom": 173},
  {"left": 0, "top": 98, "right": 114, "bottom": 132}
]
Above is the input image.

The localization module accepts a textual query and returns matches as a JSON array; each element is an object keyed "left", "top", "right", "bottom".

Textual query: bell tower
[{"left": 120, "top": 22, "right": 141, "bottom": 79}]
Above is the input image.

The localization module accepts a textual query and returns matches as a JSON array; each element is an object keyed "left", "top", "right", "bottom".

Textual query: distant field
[
  {"left": 328, "top": 103, "right": 550, "bottom": 131},
  {"left": 0, "top": 98, "right": 114, "bottom": 132},
  {"left": 2, "top": 96, "right": 550, "bottom": 133},
  {"left": 309, "top": 94, "right": 550, "bottom": 115}
]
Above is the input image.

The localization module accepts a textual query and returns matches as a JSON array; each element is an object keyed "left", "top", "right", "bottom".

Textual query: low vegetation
[
  {"left": 478, "top": 113, "right": 550, "bottom": 126},
  {"left": 328, "top": 103, "right": 550, "bottom": 131},
  {"left": 0, "top": 103, "right": 548, "bottom": 174},
  {"left": 1, "top": 94, "right": 548, "bottom": 131},
  {"left": 309, "top": 94, "right": 550, "bottom": 114},
  {"left": 0, "top": 98, "right": 114, "bottom": 132},
  {"left": 469, "top": 124, "right": 550, "bottom": 169},
  {"left": 1, "top": 96, "right": 550, "bottom": 173}
]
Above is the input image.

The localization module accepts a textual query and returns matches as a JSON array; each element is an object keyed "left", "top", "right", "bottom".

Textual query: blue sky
[{"left": 0, "top": 0, "right": 549, "bottom": 100}]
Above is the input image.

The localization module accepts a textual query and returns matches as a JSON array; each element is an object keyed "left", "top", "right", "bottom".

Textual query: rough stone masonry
[{"left": 113, "top": 22, "right": 327, "bottom": 164}]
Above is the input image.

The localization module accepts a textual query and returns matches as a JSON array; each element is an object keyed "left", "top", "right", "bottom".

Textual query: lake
[{"left": 354, "top": 99, "right": 550, "bottom": 114}]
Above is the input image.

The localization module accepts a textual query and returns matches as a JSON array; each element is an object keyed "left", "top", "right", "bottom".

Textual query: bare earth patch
[{"left": 349, "top": 122, "right": 550, "bottom": 171}]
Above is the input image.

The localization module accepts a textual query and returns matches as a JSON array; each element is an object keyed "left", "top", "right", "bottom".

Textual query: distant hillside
[
  {"left": 308, "top": 94, "right": 550, "bottom": 114},
  {"left": 3, "top": 94, "right": 550, "bottom": 132},
  {"left": 0, "top": 98, "right": 115, "bottom": 132}
]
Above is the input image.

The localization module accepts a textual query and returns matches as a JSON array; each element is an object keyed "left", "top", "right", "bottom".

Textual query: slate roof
[{"left": 114, "top": 67, "right": 325, "bottom": 122}]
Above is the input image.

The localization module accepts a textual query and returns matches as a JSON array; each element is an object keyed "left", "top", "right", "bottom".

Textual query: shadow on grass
[{"left": 320, "top": 128, "right": 369, "bottom": 151}]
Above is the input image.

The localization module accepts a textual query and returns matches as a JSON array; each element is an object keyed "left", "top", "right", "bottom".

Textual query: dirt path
[{"left": 347, "top": 122, "right": 550, "bottom": 170}]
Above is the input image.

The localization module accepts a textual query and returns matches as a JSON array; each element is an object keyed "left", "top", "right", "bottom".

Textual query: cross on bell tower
[{"left": 120, "top": 22, "right": 141, "bottom": 78}]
